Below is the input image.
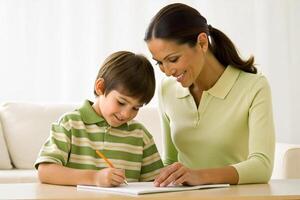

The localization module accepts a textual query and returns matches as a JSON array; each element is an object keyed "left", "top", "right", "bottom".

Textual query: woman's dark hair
[
  {"left": 94, "top": 51, "right": 155, "bottom": 104},
  {"left": 144, "top": 3, "right": 257, "bottom": 74}
]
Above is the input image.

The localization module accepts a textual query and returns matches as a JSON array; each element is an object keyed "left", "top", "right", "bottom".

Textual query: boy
[{"left": 35, "top": 51, "right": 163, "bottom": 187}]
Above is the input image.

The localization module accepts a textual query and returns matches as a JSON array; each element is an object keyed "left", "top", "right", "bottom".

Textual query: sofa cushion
[
  {"left": 0, "top": 117, "right": 12, "bottom": 169},
  {"left": 0, "top": 102, "right": 77, "bottom": 169},
  {"left": 135, "top": 106, "right": 162, "bottom": 154}
]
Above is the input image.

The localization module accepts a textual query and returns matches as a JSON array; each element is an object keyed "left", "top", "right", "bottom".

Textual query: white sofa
[
  {"left": 0, "top": 102, "right": 163, "bottom": 183},
  {"left": 0, "top": 102, "right": 299, "bottom": 183}
]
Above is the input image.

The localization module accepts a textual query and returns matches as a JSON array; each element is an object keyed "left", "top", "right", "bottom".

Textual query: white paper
[{"left": 77, "top": 182, "right": 229, "bottom": 195}]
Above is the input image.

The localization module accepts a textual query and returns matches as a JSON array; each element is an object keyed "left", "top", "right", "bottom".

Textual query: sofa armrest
[
  {"left": 272, "top": 142, "right": 300, "bottom": 179},
  {"left": 0, "top": 102, "right": 77, "bottom": 169},
  {"left": 0, "top": 110, "right": 12, "bottom": 169},
  {"left": 283, "top": 148, "right": 300, "bottom": 179}
]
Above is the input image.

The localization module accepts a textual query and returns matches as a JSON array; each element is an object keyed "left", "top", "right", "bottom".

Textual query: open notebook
[{"left": 77, "top": 182, "right": 229, "bottom": 195}]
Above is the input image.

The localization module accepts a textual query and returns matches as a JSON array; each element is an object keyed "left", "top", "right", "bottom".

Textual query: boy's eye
[
  {"left": 118, "top": 101, "right": 125, "bottom": 106},
  {"left": 169, "top": 57, "right": 178, "bottom": 63},
  {"left": 133, "top": 107, "right": 140, "bottom": 111}
]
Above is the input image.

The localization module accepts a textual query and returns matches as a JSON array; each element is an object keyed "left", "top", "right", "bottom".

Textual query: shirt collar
[
  {"left": 176, "top": 65, "right": 240, "bottom": 99},
  {"left": 176, "top": 84, "right": 190, "bottom": 98},
  {"left": 77, "top": 100, "right": 129, "bottom": 129}
]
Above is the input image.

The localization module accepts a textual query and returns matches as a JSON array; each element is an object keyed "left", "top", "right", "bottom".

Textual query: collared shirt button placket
[{"left": 103, "top": 126, "right": 111, "bottom": 150}]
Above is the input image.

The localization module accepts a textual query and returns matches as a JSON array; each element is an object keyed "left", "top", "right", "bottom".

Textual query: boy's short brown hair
[{"left": 94, "top": 51, "right": 155, "bottom": 104}]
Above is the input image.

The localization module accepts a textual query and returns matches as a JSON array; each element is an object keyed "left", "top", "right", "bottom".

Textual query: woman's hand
[
  {"left": 154, "top": 162, "right": 201, "bottom": 187},
  {"left": 93, "top": 168, "right": 126, "bottom": 187}
]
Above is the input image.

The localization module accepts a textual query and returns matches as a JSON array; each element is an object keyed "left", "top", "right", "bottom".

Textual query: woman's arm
[
  {"left": 154, "top": 162, "right": 238, "bottom": 187},
  {"left": 38, "top": 163, "right": 126, "bottom": 187},
  {"left": 158, "top": 79, "right": 178, "bottom": 165},
  {"left": 232, "top": 76, "right": 275, "bottom": 184}
]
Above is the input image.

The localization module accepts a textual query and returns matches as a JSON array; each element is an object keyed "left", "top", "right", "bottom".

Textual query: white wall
[{"left": 0, "top": 0, "right": 300, "bottom": 143}]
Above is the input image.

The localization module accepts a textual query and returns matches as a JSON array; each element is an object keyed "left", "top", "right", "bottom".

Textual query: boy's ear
[{"left": 94, "top": 78, "right": 105, "bottom": 95}]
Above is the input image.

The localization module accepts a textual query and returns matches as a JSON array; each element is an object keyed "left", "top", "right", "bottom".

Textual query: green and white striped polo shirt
[{"left": 35, "top": 100, "right": 163, "bottom": 182}]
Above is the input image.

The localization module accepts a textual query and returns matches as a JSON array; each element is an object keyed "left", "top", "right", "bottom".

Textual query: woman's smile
[{"left": 176, "top": 70, "right": 186, "bottom": 83}]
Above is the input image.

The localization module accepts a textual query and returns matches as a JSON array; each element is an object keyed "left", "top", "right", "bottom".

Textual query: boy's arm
[
  {"left": 38, "top": 163, "right": 96, "bottom": 186},
  {"left": 38, "top": 163, "right": 126, "bottom": 186}
]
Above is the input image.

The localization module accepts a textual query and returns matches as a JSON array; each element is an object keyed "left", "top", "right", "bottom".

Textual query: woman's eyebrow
[{"left": 153, "top": 52, "right": 178, "bottom": 62}]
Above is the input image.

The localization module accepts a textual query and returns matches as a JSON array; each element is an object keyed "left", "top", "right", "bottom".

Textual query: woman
[{"left": 144, "top": 3, "right": 275, "bottom": 186}]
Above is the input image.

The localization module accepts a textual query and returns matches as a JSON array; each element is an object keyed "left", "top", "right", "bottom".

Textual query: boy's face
[{"left": 95, "top": 90, "right": 143, "bottom": 127}]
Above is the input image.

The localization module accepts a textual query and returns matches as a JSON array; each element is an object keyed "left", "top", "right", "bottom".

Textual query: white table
[{"left": 0, "top": 179, "right": 300, "bottom": 199}]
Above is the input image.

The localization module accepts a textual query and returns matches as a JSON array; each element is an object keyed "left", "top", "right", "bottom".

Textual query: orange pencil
[{"left": 96, "top": 150, "right": 128, "bottom": 185}]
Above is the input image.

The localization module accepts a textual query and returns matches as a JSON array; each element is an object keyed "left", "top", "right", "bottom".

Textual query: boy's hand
[{"left": 93, "top": 168, "right": 126, "bottom": 187}]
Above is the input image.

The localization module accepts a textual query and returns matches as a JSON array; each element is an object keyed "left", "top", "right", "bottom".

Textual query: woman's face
[{"left": 147, "top": 37, "right": 207, "bottom": 88}]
